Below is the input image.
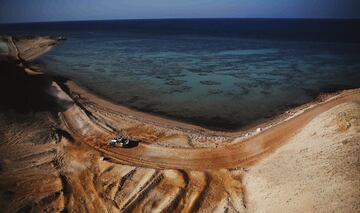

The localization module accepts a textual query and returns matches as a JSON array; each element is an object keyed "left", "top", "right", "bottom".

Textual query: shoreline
[
  {"left": 62, "top": 80, "right": 360, "bottom": 169},
  {"left": 57, "top": 76, "right": 320, "bottom": 132},
  {"left": 4, "top": 33, "right": 358, "bottom": 133},
  {"left": 2, "top": 35, "right": 360, "bottom": 169},
  {"left": 2, "top": 35, "right": 358, "bottom": 138},
  {"left": 45, "top": 57, "right": 358, "bottom": 134},
  {"left": 1, "top": 35, "right": 359, "bottom": 212},
  {"left": 60, "top": 76, "right": 354, "bottom": 137}
]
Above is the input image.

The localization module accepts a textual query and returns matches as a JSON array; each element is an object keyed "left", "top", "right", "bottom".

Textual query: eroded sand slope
[
  {"left": 0, "top": 36, "right": 359, "bottom": 212},
  {"left": 0, "top": 112, "right": 248, "bottom": 212},
  {"left": 244, "top": 102, "right": 360, "bottom": 212},
  {"left": 1, "top": 99, "right": 359, "bottom": 212}
]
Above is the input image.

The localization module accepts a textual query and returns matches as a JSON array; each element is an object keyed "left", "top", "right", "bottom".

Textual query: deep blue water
[{"left": 1, "top": 19, "right": 360, "bottom": 130}]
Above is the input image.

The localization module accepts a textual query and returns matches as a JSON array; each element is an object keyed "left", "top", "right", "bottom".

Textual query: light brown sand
[
  {"left": 244, "top": 102, "right": 360, "bottom": 212},
  {"left": 0, "top": 36, "right": 359, "bottom": 212},
  {"left": 61, "top": 79, "right": 360, "bottom": 170}
]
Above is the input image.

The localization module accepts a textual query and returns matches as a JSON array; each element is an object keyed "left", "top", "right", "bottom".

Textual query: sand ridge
[
  {"left": 59, "top": 79, "right": 360, "bottom": 170},
  {"left": 0, "top": 35, "right": 359, "bottom": 212}
]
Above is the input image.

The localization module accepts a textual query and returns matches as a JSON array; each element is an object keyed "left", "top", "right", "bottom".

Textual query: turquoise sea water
[
  {"left": 37, "top": 34, "right": 360, "bottom": 130},
  {"left": 3, "top": 19, "right": 359, "bottom": 130}
]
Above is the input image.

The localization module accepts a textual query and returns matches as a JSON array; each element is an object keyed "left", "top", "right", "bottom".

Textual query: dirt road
[{"left": 59, "top": 81, "right": 360, "bottom": 170}]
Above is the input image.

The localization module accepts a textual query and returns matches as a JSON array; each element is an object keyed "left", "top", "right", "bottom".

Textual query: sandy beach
[{"left": 0, "top": 36, "right": 359, "bottom": 212}]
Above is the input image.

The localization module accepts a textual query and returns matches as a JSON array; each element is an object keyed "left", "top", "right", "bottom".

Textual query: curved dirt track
[
  {"left": 59, "top": 81, "right": 360, "bottom": 170},
  {"left": 2, "top": 35, "right": 359, "bottom": 212},
  {"left": 5, "top": 35, "right": 359, "bottom": 170}
]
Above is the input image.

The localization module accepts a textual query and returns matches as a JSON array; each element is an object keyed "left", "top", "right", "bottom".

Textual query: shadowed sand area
[{"left": 0, "top": 36, "right": 359, "bottom": 212}]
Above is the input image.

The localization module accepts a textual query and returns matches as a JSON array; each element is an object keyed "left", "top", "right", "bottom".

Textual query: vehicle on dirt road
[{"left": 108, "top": 137, "right": 137, "bottom": 148}]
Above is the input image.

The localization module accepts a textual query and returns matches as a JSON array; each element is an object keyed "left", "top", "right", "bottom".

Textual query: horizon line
[{"left": 1, "top": 17, "right": 360, "bottom": 25}]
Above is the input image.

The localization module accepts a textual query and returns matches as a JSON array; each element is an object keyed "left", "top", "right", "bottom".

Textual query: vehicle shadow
[{"left": 126, "top": 140, "right": 139, "bottom": 148}]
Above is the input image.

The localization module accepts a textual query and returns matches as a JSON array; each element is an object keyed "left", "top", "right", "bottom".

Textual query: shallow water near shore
[{"left": 3, "top": 19, "right": 360, "bottom": 130}]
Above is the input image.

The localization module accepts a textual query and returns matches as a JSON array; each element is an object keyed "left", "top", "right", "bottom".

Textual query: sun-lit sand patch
[
  {"left": 244, "top": 102, "right": 360, "bottom": 212},
  {"left": 0, "top": 35, "right": 359, "bottom": 212}
]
